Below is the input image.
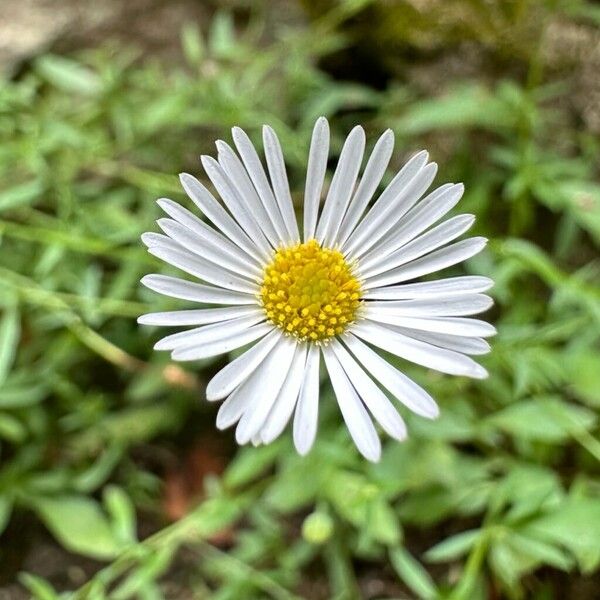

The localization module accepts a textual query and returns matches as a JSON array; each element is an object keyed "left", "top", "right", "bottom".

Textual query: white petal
[
  {"left": 179, "top": 173, "right": 265, "bottom": 264},
  {"left": 235, "top": 336, "right": 297, "bottom": 444},
  {"left": 365, "top": 314, "right": 496, "bottom": 338},
  {"left": 336, "top": 129, "right": 395, "bottom": 247},
  {"left": 200, "top": 156, "right": 273, "bottom": 260},
  {"left": 140, "top": 232, "right": 174, "bottom": 252},
  {"left": 148, "top": 245, "right": 258, "bottom": 294},
  {"left": 262, "top": 125, "right": 300, "bottom": 243},
  {"left": 342, "top": 333, "right": 439, "bottom": 418},
  {"left": 322, "top": 346, "right": 381, "bottom": 462},
  {"left": 157, "top": 218, "right": 260, "bottom": 279},
  {"left": 206, "top": 329, "right": 282, "bottom": 401},
  {"left": 365, "top": 294, "right": 493, "bottom": 317},
  {"left": 361, "top": 214, "right": 475, "bottom": 279},
  {"left": 260, "top": 343, "right": 308, "bottom": 444},
  {"left": 216, "top": 388, "right": 250, "bottom": 430},
  {"left": 141, "top": 274, "right": 255, "bottom": 305},
  {"left": 141, "top": 231, "right": 174, "bottom": 249},
  {"left": 231, "top": 127, "right": 289, "bottom": 244},
  {"left": 303, "top": 117, "right": 330, "bottom": 242},
  {"left": 154, "top": 312, "right": 265, "bottom": 351},
  {"left": 351, "top": 161, "right": 438, "bottom": 261},
  {"left": 316, "top": 125, "right": 366, "bottom": 247},
  {"left": 216, "top": 141, "right": 280, "bottom": 246},
  {"left": 363, "top": 237, "right": 488, "bottom": 289},
  {"left": 360, "top": 183, "right": 463, "bottom": 266},
  {"left": 172, "top": 322, "right": 272, "bottom": 361},
  {"left": 351, "top": 320, "right": 488, "bottom": 378},
  {"left": 157, "top": 198, "right": 263, "bottom": 272},
  {"left": 330, "top": 339, "right": 406, "bottom": 441},
  {"left": 363, "top": 276, "right": 494, "bottom": 300},
  {"left": 393, "top": 328, "right": 491, "bottom": 355},
  {"left": 293, "top": 344, "right": 320, "bottom": 455},
  {"left": 138, "top": 305, "right": 260, "bottom": 327},
  {"left": 342, "top": 152, "right": 434, "bottom": 259}
]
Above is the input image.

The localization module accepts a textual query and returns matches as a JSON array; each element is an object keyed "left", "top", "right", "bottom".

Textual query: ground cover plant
[{"left": 0, "top": 1, "right": 599, "bottom": 598}]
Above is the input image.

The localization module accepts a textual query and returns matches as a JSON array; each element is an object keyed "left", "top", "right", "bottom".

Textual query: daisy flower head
[{"left": 139, "top": 118, "right": 495, "bottom": 462}]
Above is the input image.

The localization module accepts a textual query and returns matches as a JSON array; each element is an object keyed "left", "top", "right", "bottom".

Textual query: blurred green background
[{"left": 0, "top": 0, "right": 599, "bottom": 598}]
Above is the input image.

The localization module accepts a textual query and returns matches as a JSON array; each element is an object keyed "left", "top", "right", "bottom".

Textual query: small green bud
[{"left": 302, "top": 511, "right": 334, "bottom": 544}]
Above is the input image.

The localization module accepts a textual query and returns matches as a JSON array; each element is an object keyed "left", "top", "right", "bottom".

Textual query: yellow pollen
[{"left": 259, "top": 239, "right": 362, "bottom": 343}]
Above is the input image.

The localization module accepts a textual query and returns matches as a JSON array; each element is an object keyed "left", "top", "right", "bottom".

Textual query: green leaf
[
  {"left": 69, "top": 405, "right": 181, "bottom": 453},
  {"left": 523, "top": 497, "right": 600, "bottom": 572},
  {"left": 32, "top": 495, "right": 122, "bottom": 559},
  {"left": 509, "top": 532, "right": 572, "bottom": 571},
  {"left": 499, "top": 464, "right": 563, "bottom": 523},
  {"left": 553, "top": 180, "right": 600, "bottom": 243},
  {"left": 397, "top": 487, "right": 455, "bottom": 525},
  {"left": 35, "top": 55, "right": 102, "bottom": 95},
  {"left": 489, "top": 540, "right": 524, "bottom": 589},
  {"left": 186, "top": 494, "right": 249, "bottom": 539},
  {"left": 18, "top": 573, "right": 60, "bottom": 600},
  {"left": 103, "top": 486, "right": 137, "bottom": 545},
  {"left": 325, "top": 470, "right": 376, "bottom": 529},
  {"left": 181, "top": 23, "right": 205, "bottom": 66},
  {"left": 265, "top": 455, "right": 326, "bottom": 513},
  {"left": 565, "top": 350, "right": 600, "bottom": 407},
  {"left": 0, "top": 496, "right": 13, "bottom": 536},
  {"left": 390, "top": 547, "right": 438, "bottom": 599},
  {"left": 0, "top": 380, "right": 47, "bottom": 409},
  {"left": 0, "top": 413, "right": 26, "bottom": 442},
  {"left": 111, "top": 545, "right": 173, "bottom": 600},
  {"left": 368, "top": 498, "right": 402, "bottom": 546},
  {"left": 0, "top": 179, "right": 44, "bottom": 211},
  {"left": 425, "top": 529, "right": 480, "bottom": 562},
  {"left": 397, "top": 83, "right": 515, "bottom": 134},
  {"left": 487, "top": 396, "right": 597, "bottom": 442},
  {"left": 0, "top": 302, "right": 20, "bottom": 384},
  {"left": 410, "top": 399, "right": 476, "bottom": 441},
  {"left": 224, "top": 444, "right": 280, "bottom": 489},
  {"left": 73, "top": 445, "right": 124, "bottom": 493},
  {"left": 209, "top": 12, "right": 236, "bottom": 58},
  {"left": 488, "top": 529, "right": 571, "bottom": 589}
]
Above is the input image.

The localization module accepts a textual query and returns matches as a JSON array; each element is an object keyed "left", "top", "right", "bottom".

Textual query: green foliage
[{"left": 0, "top": 1, "right": 599, "bottom": 598}]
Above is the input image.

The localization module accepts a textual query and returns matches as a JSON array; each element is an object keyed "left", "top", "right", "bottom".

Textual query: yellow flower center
[{"left": 260, "top": 240, "right": 362, "bottom": 343}]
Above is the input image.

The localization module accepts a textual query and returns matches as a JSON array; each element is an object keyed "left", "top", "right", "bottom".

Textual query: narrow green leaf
[
  {"left": 0, "top": 413, "right": 26, "bottom": 442},
  {"left": 390, "top": 547, "right": 438, "bottom": 599},
  {"left": 0, "top": 381, "right": 48, "bottom": 408},
  {"left": 0, "top": 496, "right": 13, "bottom": 536},
  {"left": 209, "top": 12, "right": 236, "bottom": 58},
  {"left": 0, "top": 303, "right": 20, "bottom": 384},
  {"left": 18, "top": 573, "right": 60, "bottom": 600},
  {"left": 104, "top": 485, "right": 137, "bottom": 545},
  {"left": 181, "top": 23, "right": 205, "bottom": 65},
  {"left": 35, "top": 55, "right": 102, "bottom": 95},
  {"left": 73, "top": 444, "right": 124, "bottom": 493},
  {"left": 425, "top": 529, "right": 481, "bottom": 562},
  {"left": 0, "top": 179, "right": 44, "bottom": 211}
]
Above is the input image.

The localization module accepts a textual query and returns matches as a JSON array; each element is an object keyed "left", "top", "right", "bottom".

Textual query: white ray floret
[
  {"left": 139, "top": 117, "right": 495, "bottom": 462},
  {"left": 316, "top": 125, "right": 365, "bottom": 246}
]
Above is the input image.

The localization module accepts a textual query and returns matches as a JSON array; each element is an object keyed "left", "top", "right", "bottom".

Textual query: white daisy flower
[{"left": 139, "top": 118, "right": 495, "bottom": 462}]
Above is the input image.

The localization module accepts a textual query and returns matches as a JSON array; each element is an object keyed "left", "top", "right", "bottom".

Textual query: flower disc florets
[{"left": 260, "top": 240, "right": 362, "bottom": 342}]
